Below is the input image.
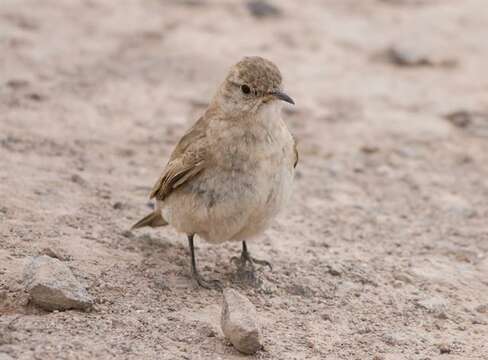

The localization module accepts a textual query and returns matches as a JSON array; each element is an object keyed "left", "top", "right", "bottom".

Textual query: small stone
[
  {"left": 392, "top": 280, "right": 403, "bottom": 288},
  {"left": 40, "top": 247, "right": 66, "bottom": 260},
  {"left": 475, "top": 304, "right": 488, "bottom": 314},
  {"left": 444, "top": 110, "right": 488, "bottom": 137},
  {"left": 416, "top": 296, "right": 448, "bottom": 318},
  {"left": 70, "top": 174, "right": 86, "bottom": 186},
  {"left": 179, "top": 0, "right": 204, "bottom": 6},
  {"left": 24, "top": 256, "right": 93, "bottom": 311},
  {"left": 438, "top": 343, "right": 451, "bottom": 354},
  {"left": 445, "top": 110, "right": 472, "bottom": 128},
  {"left": 386, "top": 44, "right": 457, "bottom": 68},
  {"left": 121, "top": 230, "right": 134, "bottom": 239},
  {"left": 25, "top": 92, "right": 45, "bottom": 102},
  {"left": 221, "top": 288, "right": 262, "bottom": 355},
  {"left": 327, "top": 263, "right": 342, "bottom": 276},
  {"left": 471, "top": 316, "right": 487, "bottom": 325},
  {"left": 387, "top": 45, "right": 430, "bottom": 66},
  {"left": 360, "top": 145, "right": 379, "bottom": 154},
  {"left": 393, "top": 272, "right": 413, "bottom": 284},
  {"left": 437, "top": 193, "right": 475, "bottom": 218},
  {"left": 0, "top": 324, "right": 15, "bottom": 346},
  {"left": 112, "top": 201, "right": 123, "bottom": 210},
  {"left": 6, "top": 79, "right": 29, "bottom": 89},
  {"left": 286, "top": 283, "right": 314, "bottom": 298},
  {"left": 382, "top": 332, "right": 406, "bottom": 346},
  {"left": 246, "top": 0, "right": 281, "bottom": 18},
  {"left": 321, "top": 313, "right": 332, "bottom": 321}
]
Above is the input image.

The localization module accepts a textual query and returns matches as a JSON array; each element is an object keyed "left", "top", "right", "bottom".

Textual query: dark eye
[{"left": 241, "top": 84, "right": 251, "bottom": 94}]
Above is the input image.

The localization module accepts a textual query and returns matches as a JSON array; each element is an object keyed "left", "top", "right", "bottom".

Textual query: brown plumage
[{"left": 132, "top": 56, "right": 298, "bottom": 288}]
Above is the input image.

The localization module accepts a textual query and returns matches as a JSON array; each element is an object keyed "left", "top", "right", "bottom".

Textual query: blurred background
[{"left": 1, "top": 0, "right": 488, "bottom": 359}]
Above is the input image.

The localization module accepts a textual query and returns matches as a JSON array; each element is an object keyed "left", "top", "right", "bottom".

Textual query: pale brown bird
[{"left": 132, "top": 56, "right": 298, "bottom": 289}]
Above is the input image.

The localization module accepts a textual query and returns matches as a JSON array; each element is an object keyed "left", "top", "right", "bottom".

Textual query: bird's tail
[{"left": 131, "top": 211, "right": 168, "bottom": 230}]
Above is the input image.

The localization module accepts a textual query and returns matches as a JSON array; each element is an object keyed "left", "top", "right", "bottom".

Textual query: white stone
[{"left": 221, "top": 288, "right": 262, "bottom": 354}]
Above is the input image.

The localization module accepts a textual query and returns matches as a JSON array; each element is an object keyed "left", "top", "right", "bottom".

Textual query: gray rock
[
  {"left": 382, "top": 332, "right": 407, "bottom": 346},
  {"left": 386, "top": 43, "right": 457, "bottom": 68},
  {"left": 444, "top": 110, "right": 488, "bottom": 137},
  {"left": 221, "top": 288, "right": 262, "bottom": 355},
  {"left": 0, "top": 353, "right": 14, "bottom": 360},
  {"left": 392, "top": 272, "right": 413, "bottom": 284},
  {"left": 24, "top": 256, "right": 93, "bottom": 311},
  {"left": 475, "top": 304, "right": 488, "bottom": 314},
  {"left": 327, "top": 263, "right": 343, "bottom": 276},
  {"left": 445, "top": 110, "right": 473, "bottom": 128},
  {"left": 438, "top": 342, "right": 451, "bottom": 354},
  {"left": 416, "top": 296, "right": 448, "bottom": 318},
  {"left": 246, "top": 0, "right": 281, "bottom": 18}
]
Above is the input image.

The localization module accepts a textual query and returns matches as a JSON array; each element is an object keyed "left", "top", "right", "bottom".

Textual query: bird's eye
[{"left": 241, "top": 84, "right": 251, "bottom": 94}]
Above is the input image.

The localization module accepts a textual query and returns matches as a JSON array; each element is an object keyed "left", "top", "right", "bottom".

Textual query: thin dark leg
[
  {"left": 188, "top": 234, "right": 198, "bottom": 276},
  {"left": 188, "top": 234, "right": 222, "bottom": 290},
  {"left": 242, "top": 240, "right": 248, "bottom": 255}
]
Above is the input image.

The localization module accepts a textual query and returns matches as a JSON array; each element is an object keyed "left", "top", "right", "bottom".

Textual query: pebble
[
  {"left": 416, "top": 296, "right": 448, "bottom": 318},
  {"left": 327, "top": 263, "right": 343, "bottom": 276},
  {"left": 444, "top": 110, "right": 488, "bottom": 137},
  {"left": 386, "top": 43, "right": 457, "bottom": 68},
  {"left": 221, "top": 288, "right": 262, "bottom": 355},
  {"left": 445, "top": 110, "right": 472, "bottom": 128},
  {"left": 475, "top": 304, "right": 488, "bottom": 314},
  {"left": 393, "top": 272, "right": 413, "bottom": 284},
  {"left": 40, "top": 247, "right": 67, "bottom": 260},
  {"left": 438, "top": 343, "right": 451, "bottom": 354},
  {"left": 70, "top": 174, "right": 87, "bottom": 186},
  {"left": 112, "top": 201, "right": 123, "bottom": 210},
  {"left": 246, "top": 0, "right": 281, "bottom": 18},
  {"left": 24, "top": 256, "right": 93, "bottom": 311},
  {"left": 6, "top": 79, "right": 29, "bottom": 89}
]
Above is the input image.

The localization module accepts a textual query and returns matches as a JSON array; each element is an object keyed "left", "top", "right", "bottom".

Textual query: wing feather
[
  {"left": 149, "top": 116, "right": 210, "bottom": 201},
  {"left": 293, "top": 138, "right": 299, "bottom": 168}
]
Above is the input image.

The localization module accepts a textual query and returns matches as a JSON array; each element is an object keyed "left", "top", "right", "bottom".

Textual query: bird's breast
[{"left": 206, "top": 116, "right": 295, "bottom": 214}]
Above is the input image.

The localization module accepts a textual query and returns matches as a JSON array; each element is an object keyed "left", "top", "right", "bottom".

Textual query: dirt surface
[{"left": 1, "top": 0, "right": 488, "bottom": 359}]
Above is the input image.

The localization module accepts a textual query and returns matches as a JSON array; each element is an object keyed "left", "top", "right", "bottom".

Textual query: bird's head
[{"left": 214, "top": 56, "right": 294, "bottom": 117}]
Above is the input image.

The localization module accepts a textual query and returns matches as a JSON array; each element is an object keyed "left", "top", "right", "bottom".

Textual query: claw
[
  {"left": 231, "top": 241, "right": 272, "bottom": 272},
  {"left": 250, "top": 257, "right": 272, "bottom": 271},
  {"left": 193, "top": 272, "right": 223, "bottom": 290},
  {"left": 229, "top": 256, "right": 240, "bottom": 266}
]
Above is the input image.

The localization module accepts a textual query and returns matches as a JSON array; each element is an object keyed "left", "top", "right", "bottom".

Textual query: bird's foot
[
  {"left": 230, "top": 252, "right": 273, "bottom": 272},
  {"left": 230, "top": 242, "right": 271, "bottom": 286},
  {"left": 192, "top": 271, "right": 222, "bottom": 290}
]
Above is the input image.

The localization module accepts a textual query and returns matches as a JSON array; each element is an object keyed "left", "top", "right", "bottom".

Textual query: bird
[{"left": 131, "top": 56, "right": 298, "bottom": 289}]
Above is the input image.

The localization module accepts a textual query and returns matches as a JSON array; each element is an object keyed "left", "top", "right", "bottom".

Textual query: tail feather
[{"left": 131, "top": 211, "right": 168, "bottom": 230}]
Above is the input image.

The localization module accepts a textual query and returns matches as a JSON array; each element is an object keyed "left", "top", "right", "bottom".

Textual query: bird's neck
[{"left": 208, "top": 97, "right": 282, "bottom": 125}]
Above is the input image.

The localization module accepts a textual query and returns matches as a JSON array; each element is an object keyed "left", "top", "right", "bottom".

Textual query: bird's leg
[
  {"left": 188, "top": 234, "right": 222, "bottom": 290},
  {"left": 231, "top": 241, "right": 273, "bottom": 272}
]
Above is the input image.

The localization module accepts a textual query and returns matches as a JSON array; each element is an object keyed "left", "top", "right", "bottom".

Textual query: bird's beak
[{"left": 269, "top": 90, "right": 295, "bottom": 105}]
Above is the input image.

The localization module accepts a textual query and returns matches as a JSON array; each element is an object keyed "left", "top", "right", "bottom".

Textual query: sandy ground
[{"left": 1, "top": 0, "right": 488, "bottom": 359}]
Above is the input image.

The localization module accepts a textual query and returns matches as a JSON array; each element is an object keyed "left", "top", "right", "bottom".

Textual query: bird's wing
[
  {"left": 293, "top": 137, "right": 299, "bottom": 169},
  {"left": 149, "top": 116, "right": 210, "bottom": 201}
]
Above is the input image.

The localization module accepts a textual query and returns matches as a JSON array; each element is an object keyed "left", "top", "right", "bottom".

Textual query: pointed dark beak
[{"left": 269, "top": 90, "right": 295, "bottom": 105}]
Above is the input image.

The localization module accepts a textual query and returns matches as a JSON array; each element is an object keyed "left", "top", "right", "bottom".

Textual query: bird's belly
[
  {"left": 161, "top": 157, "right": 294, "bottom": 243},
  {"left": 231, "top": 163, "right": 294, "bottom": 241}
]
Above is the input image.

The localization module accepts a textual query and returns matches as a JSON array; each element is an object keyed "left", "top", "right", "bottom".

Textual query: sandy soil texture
[{"left": 1, "top": 0, "right": 488, "bottom": 359}]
